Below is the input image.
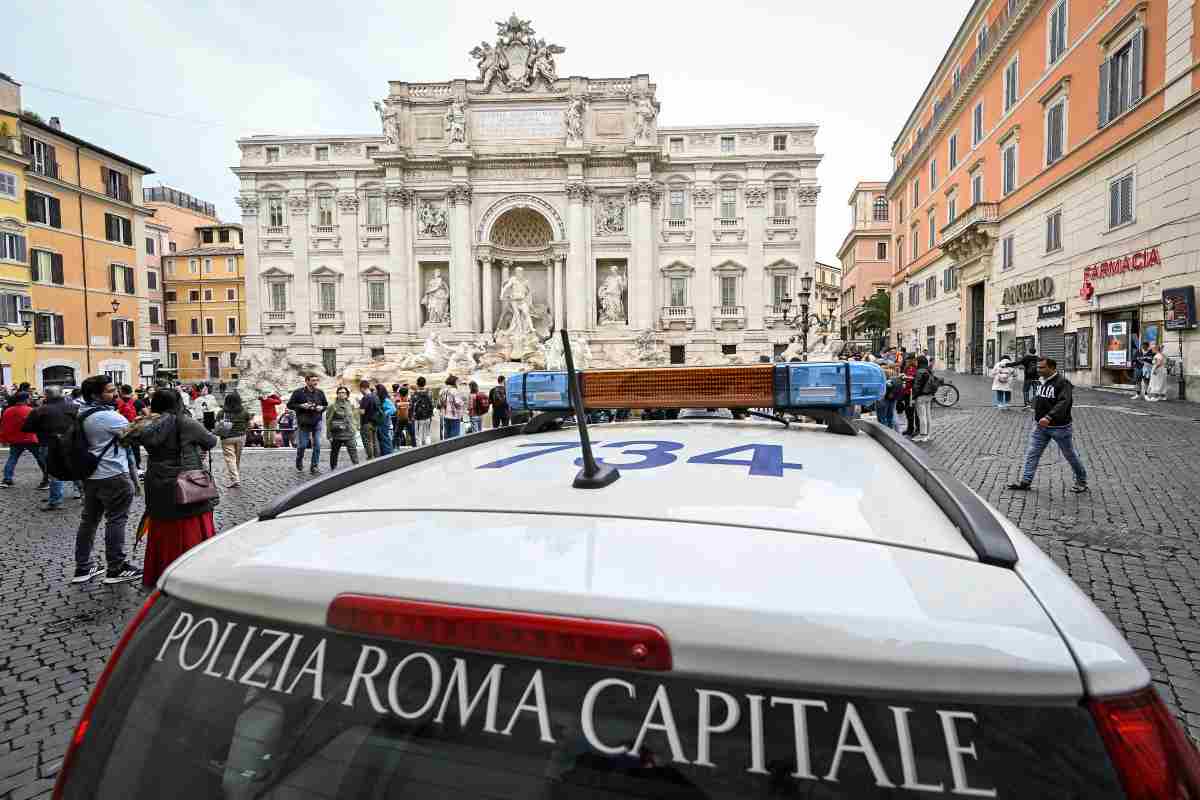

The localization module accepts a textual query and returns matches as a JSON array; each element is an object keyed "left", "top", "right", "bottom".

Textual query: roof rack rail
[
  {"left": 258, "top": 425, "right": 523, "bottom": 521},
  {"left": 854, "top": 419, "right": 1018, "bottom": 568}
]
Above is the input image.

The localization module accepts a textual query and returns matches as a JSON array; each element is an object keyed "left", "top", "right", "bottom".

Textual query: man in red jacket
[
  {"left": 260, "top": 392, "right": 282, "bottom": 447},
  {"left": 1, "top": 392, "right": 45, "bottom": 487}
]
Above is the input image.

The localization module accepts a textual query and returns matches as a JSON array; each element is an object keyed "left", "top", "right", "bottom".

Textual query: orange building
[
  {"left": 837, "top": 181, "right": 892, "bottom": 342},
  {"left": 161, "top": 222, "right": 245, "bottom": 384},
  {"left": 888, "top": 0, "right": 1200, "bottom": 390},
  {"left": 22, "top": 115, "right": 154, "bottom": 389}
]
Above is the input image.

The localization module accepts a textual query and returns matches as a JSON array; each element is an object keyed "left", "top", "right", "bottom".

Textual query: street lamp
[
  {"left": 0, "top": 306, "right": 36, "bottom": 339},
  {"left": 780, "top": 273, "right": 840, "bottom": 360}
]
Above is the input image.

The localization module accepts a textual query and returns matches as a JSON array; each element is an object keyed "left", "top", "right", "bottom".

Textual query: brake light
[
  {"left": 53, "top": 590, "right": 161, "bottom": 800},
  {"left": 1089, "top": 686, "right": 1200, "bottom": 800},
  {"left": 328, "top": 594, "right": 672, "bottom": 671}
]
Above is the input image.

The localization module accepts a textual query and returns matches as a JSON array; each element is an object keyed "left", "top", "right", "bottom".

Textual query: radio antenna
[{"left": 561, "top": 329, "right": 619, "bottom": 489}]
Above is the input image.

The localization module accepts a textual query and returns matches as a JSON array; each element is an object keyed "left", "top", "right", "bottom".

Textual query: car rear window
[{"left": 63, "top": 595, "right": 1125, "bottom": 799}]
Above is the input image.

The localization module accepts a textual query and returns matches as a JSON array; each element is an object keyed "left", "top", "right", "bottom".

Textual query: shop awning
[{"left": 1036, "top": 316, "right": 1064, "bottom": 328}]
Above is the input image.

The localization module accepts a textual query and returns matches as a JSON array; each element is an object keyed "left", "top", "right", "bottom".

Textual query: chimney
[{"left": 48, "top": 117, "right": 61, "bottom": 130}]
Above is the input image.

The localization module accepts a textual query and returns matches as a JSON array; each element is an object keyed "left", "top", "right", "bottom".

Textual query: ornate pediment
[{"left": 470, "top": 15, "right": 565, "bottom": 93}]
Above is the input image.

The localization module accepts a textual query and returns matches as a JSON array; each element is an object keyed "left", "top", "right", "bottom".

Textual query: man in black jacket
[
  {"left": 358, "top": 380, "right": 379, "bottom": 460},
  {"left": 1007, "top": 357, "right": 1088, "bottom": 493},
  {"left": 21, "top": 386, "right": 79, "bottom": 509},
  {"left": 1019, "top": 345, "right": 1039, "bottom": 407},
  {"left": 287, "top": 374, "right": 328, "bottom": 475}
]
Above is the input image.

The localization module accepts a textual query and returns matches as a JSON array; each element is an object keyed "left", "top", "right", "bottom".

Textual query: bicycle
[{"left": 933, "top": 376, "right": 960, "bottom": 408}]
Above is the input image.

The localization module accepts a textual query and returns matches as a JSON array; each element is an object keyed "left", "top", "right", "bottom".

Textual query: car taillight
[
  {"left": 328, "top": 594, "right": 672, "bottom": 671},
  {"left": 53, "top": 590, "right": 161, "bottom": 800},
  {"left": 1089, "top": 686, "right": 1200, "bottom": 800}
]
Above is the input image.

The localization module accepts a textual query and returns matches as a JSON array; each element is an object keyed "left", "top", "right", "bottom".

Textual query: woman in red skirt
[{"left": 126, "top": 388, "right": 219, "bottom": 587}]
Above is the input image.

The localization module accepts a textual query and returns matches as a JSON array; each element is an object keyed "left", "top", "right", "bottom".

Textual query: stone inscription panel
[{"left": 472, "top": 108, "right": 561, "bottom": 140}]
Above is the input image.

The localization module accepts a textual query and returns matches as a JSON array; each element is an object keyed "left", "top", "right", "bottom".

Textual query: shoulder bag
[{"left": 174, "top": 415, "right": 219, "bottom": 505}]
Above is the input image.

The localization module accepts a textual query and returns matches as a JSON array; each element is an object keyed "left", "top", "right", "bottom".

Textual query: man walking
[
  {"left": 411, "top": 376, "right": 434, "bottom": 446},
  {"left": 1007, "top": 357, "right": 1088, "bottom": 494},
  {"left": 489, "top": 375, "right": 510, "bottom": 428},
  {"left": 287, "top": 373, "right": 328, "bottom": 474},
  {"left": 1019, "top": 345, "right": 1039, "bottom": 407},
  {"left": 22, "top": 386, "right": 79, "bottom": 510},
  {"left": 73, "top": 376, "right": 141, "bottom": 584},
  {"left": 358, "top": 380, "right": 379, "bottom": 460},
  {"left": 1, "top": 392, "right": 44, "bottom": 487}
]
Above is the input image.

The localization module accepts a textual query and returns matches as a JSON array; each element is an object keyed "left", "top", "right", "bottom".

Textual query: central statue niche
[{"left": 489, "top": 207, "right": 555, "bottom": 359}]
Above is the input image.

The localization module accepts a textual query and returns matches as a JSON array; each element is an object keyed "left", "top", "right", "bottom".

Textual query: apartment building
[
  {"left": 20, "top": 108, "right": 154, "bottom": 389},
  {"left": 0, "top": 75, "right": 33, "bottom": 386},
  {"left": 814, "top": 260, "right": 842, "bottom": 332},
  {"left": 144, "top": 217, "right": 169, "bottom": 365},
  {"left": 161, "top": 222, "right": 245, "bottom": 384},
  {"left": 888, "top": 0, "right": 1200, "bottom": 390},
  {"left": 837, "top": 181, "right": 893, "bottom": 342}
]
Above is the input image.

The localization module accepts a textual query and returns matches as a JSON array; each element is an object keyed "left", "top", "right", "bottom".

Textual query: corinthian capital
[
  {"left": 287, "top": 194, "right": 309, "bottom": 213},
  {"left": 447, "top": 184, "right": 474, "bottom": 205},
  {"left": 336, "top": 193, "right": 360, "bottom": 212},
  {"left": 795, "top": 185, "right": 821, "bottom": 204},
  {"left": 234, "top": 195, "right": 259, "bottom": 215},
  {"left": 385, "top": 187, "right": 414, "bottom": 207},
  {"left": 565, "top": 181, "right": 592, "bottom": 202},
  {"left": 629, "top": 180, "right": 656, "bottom": 203}
]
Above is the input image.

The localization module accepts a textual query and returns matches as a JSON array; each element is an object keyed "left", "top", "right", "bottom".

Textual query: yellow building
[
  {"left": 0, "top": 74, "right": 34, "bottom": 387},
  {"left": 162, "top": 223, "right": 245, "bottom": 384}
]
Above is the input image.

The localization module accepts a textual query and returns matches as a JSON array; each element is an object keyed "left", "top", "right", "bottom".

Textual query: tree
[{"left": 853, "top": 291, "right": 891, "bottom": 347}]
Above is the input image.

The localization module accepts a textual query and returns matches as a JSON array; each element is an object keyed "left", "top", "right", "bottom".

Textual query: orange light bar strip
[{"left": 581, "top": 365, "right": 775, "bottom": 409}]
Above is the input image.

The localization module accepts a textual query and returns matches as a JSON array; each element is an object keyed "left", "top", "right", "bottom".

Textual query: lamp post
[
  {"left": 0, "top": 306, "right": 36, "bottom": 339},
  {"left": 780, "top": 273, "right": 841, "bottom": 360}
]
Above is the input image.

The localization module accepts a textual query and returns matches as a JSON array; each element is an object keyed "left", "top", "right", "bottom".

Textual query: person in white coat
[
  {"left": 1146, "top": 344, "right": 1169, "bottom": 401},
  {"left": 991, "top": 356, "right": 1016, "bottom": 409}
]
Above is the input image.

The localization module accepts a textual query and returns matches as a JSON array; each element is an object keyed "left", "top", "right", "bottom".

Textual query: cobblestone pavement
[{"left": 1, "top": 390, "right": 1198, "bottom": 797}]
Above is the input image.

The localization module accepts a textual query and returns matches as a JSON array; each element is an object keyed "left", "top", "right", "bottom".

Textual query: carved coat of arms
[{"left": 470, "top": 14, "right": 564, "bottom": 92}]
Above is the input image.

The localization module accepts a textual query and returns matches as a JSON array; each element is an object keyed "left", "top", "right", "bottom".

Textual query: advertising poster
[
  {"left": 986, "top": 339, "right": 996, "bottom": 370},
  {"left": 1105, "top": 321, "right": 1130, "bottom": 367},
  {"left": 1163, "top": 286, "right": 1197, "bottom": 330},
  {"left": 1077, "top": 327, "right": 1091, "bottom": 369},
  {"left": 1142, "top": 323, "right": 1161, "bottom": 349},
  {"left": 1064, "top": 332, "right": 1078, "bottom": 370}
]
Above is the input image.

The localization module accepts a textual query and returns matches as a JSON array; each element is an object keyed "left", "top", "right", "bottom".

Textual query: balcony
[
  {"left": 264, "top": 225, "right": 288, "bottom": 236},
  {"left": 764, "top": 303, "right": 789, "bottom": 326},
  {"left": 261, "top": 310, "right": 295, "bottom": 332},
  {"left": 363, "top": 309, "right": 391, "bottom": 331},
  {"left": 30, "top": 160, "right": 59, "bottom": 179},
  {"left": 712, "top": 304, "right": 746, "bottom": 329},
  {"left": 360, "top": 223, "right": 388, "bottom": 250},
  {"left": 105, "top": 184, "right": 132, "bottom": 203},
  {"left": 310, "top": 224, "right": 341, "bottom": 252},
  {"left": 660, "top": 217, "right": 693, "bottom": 242},
  {"left": 311, "top": 309, "right": 346, "bottom": 333},
  {"left": 765, "top": 214, "right": 798, "bottom": 242},
  {"left": 713, "top": 216, "right": 745, "bottom": 242},
  {"left": 660, "top": 305, "right": 695, "bottom": 330},
  {"left": 313, "top": 225, "right": 337, "bottom": 235},
  {"left": 939, "top": 202, "right": 999, "bottom": 262}
]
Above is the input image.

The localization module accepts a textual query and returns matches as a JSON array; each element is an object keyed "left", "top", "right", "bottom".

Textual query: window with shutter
[
  {"left": 111, "top": 318, "right": 120, "bottom": 346},
  {"left": 124, "top": 266, "right": 135, "bottom": 294},
  {"left": 51, "top": 253, "right": 64, "bottom": 284},
  {"left": 109, "top": 264, "right": 117, "bottom": 292},
  {"left": 1046, "top": 102, "right": 1065, "bottom": 164}
]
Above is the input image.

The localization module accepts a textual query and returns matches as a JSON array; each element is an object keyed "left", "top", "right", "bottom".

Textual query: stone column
[
  {"left": 448, "top": 185, "right": 475, "bottom": 332},
  {"left": 338, "top": 194, "right": 361, "bottom": 335},
  {"left": 631, "top": 181, "right": 655, "bottom": 329},
  {"left": 235, "top": 195, "right": 261, "bottom": 336},
  {"left": 288, "top": 194, "right": 311, "bottom": 337},
  {"left": 744, "top": 184, "right": 767, "bottom": 331},
  {"left": 480, "top": 253, "right": 494, "bottom": 333},
  {"left": 385, "top": 187, "right": 412, "bottom": 333},
  {"left": 565, "top": 182, "right": 589, "bottom": 330},
  {"left": 692, "top": 185, "right": 714, "bottom": 333}
]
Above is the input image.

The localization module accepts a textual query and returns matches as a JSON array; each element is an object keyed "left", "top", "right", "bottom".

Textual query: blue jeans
[
  {"left": 1023, "top": 379, "right": 1037, "bottom": 405},
  {"left": 444, "top": 418, "right": 462, "bottom": 439},
  {"left": 3, "top": 444, "right": 44, "bottom": 483},
  {"left": 876, "top": 397, "right": 897, "bottom": 429},
  {"left": 1021, "top": 424, "right": 1087, "bottom": 485},
  {"left": 296, "top": 428, "right": 321, "bottom": 467},
  {"left": 376, "top": 421, "right": 394, "bottom": 455},
  {"left": 993, "top": 390, "right": 1012, "bottom": 407}
]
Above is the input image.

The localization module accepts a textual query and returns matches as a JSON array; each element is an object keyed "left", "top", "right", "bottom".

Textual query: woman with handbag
[
  {"left": 216, "top": 393, "right": 252, "bottom": 487},
  {"left": 326, "top": 386, "right": 361, "bottom": 469},
  {"left": 124, "top": 388, "right": 219, "bottom": 589}
]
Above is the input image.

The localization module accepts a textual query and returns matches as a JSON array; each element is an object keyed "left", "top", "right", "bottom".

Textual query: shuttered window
[
  {"left": 0, "top": 232, "right": 26, "bottom": 263},
  {"left": 1046, "top": 210, "right": 1063, "bottom": 252},
  {"left": 1048, "top": 1, "right": 1067, "bottom": 64},
  {"left": 368, "top": 281, "right": 387, "bottom": 311},
  {"left": 104, "top": 213, "right": 133, "bottom": 245},
  {"left": 35, "top": 313, "right": 65, "bottom": 344},
  {"left": 1002, "top": 235, "right": 1014, "bottom": 271},
  {"left": 111, "top": 318, "right": 135, "bottom": 347},
  {"left": 1099, "top": 29, "right": 1144, "bottom": 127},
  {"left": 270, "top": 282, "right": 287, "bottom": 312},
  {"left": 1002, "top": 143, "right": 1017, "bottom": 195},
  {"left": 1109, "top": 172, "right": 1134, "bottom": 227},
  {"left": 109, "top": 264, "right": 135, "bottom": 294},
  {"left": 26, "top": 192, "right": 61, "bottom": 228},
  {"left": 1046, "top": 101, "right": 1065, "bottom": 164}
]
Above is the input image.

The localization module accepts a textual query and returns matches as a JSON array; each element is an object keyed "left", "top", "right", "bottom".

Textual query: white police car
[{"left": 55, "top": 360, "right": 1200, "bottom": 798}]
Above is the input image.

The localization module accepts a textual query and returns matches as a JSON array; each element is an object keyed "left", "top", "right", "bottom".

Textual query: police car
[{"left": 55, "top": 359, "right": 1200, "bottom": 799}]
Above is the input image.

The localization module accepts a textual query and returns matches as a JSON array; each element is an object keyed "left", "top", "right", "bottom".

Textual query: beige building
[{"left": 837, "top": 181, "right": 892, "bottom": 343}]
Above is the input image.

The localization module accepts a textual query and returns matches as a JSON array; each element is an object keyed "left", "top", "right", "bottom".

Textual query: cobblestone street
[{"left": 1, "top": 382, "right": 1198, "bottom": 798}]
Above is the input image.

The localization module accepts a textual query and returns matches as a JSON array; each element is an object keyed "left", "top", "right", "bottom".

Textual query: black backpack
[
  {"left": 46, "top": 407, "right": 117, "bottom": 481},
  {"left": 410, "top": 391, "right": 433, "bottom": 421}
]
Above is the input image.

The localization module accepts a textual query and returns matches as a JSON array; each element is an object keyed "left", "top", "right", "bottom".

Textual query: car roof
[{"left": 274, "top": 419, "right": 980, "bottom": 561}]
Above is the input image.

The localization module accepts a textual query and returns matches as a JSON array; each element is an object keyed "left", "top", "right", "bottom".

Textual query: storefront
[
  {"left": 1081, "top": 246, "right": 1166, "bottom": 387},
  {"left": 1036, "top": 302, "right": 1066, "bottom": 366}
]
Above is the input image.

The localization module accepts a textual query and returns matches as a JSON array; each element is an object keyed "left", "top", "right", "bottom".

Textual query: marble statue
[
  {"left": 597, "top": 264, "right": 627, "bottom": 324},
  {"left": 447, "top": 340, "right": 481, "bottom": 377},
  {"left": 807, "top": 334, "right": 847, "bottom": 361},
  {"left": 373, "top": 100, "right": 401, "bottom": 147},
  {"left": 595, "top": 197, "right": 625, "bottom": 235},
  {"left": 563, "top": 95, "right": 586, "bottom": 143},
  {"left": 630, "top": 329, "right": 666, "bottom": 365},
  {"left": 421, "top": 269, "right": 450, "bottom": 325},
  {"left": 470, "top": 41, "right": 510, "bottom": 92},
  {"left": 523, "top": 38, "right": 564, "bottom": 89},
  {"left": 444, "top": 99, "right": 467, "bottom": 144},
  {"left": 499, "top": 267, "right": 536, "bottom": 339},
  {"left": 417, "top": 201, "right": 447, "bottom": 238},
  {"left": 421, "top": 331, "right": 452, "bottom": 371},
  {"left": 632, "top": 94, "right": 660, "bottom": 144}
]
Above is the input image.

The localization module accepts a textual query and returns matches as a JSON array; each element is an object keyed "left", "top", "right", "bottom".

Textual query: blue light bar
[
  {"left": 773, "top": 361, "right": 886, "bottom": 409},
  {"left": 510, "top": 371, "right": 572, "bottom": 413}
]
